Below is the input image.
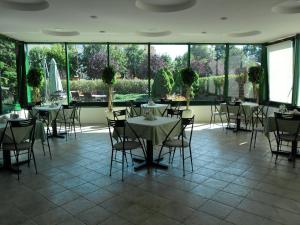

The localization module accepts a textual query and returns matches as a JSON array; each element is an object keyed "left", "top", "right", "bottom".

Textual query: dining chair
[
  {"left": 70, "top": 101, "right": 82, "bottom": 132},
  {"left": 57, "top": 105, "right": 77, "bottom": 141},
  {"left": 0, "top": 118, "right": 37, "bottom": 180},
  {"left": 113, "top": 109, "right": 128, "bottom": 120},
  {"left": 160, "top": 99, "right": 172, "bottom": 116},
  {"left": 157, "top": 116, "right": 194, "bottom": 176},
  {"left": 36, "top": 110, "right": 52, "bottom": 159},
  {"left": 125, "top": 100, "right": 140, "bottom": 117},
  {"left": 166, "top": 108, "right": 183, "bottom": 118},
  {"left": 249, "top": 108, "right": 272, "bottom": 152},
  {"left": 274, "top": 112, "right": 300, "bottom": 168},
  {"left": 26, "top": 104, "right": 38, "bottom": 119},
  {"left": 225, "top": 102, "right": 241, "bottom": 130},
  {"left": 107, "top": 118, "right": 146, "bottom": 181},
  {"left": 210, "top": 100, "right": 226, "bottom": 128}
]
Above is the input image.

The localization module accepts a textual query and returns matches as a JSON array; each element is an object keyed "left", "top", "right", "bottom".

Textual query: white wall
[{"left": 80, "top": 105, "right": 216, "bottom": 125}]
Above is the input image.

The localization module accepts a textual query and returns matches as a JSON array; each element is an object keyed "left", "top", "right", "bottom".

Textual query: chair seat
[
  {"left": 213, "top": 111, "right": 226, "bottom": 115},
  {"left": 2, "top": 142, "right": 31, "bottom": 150},
  {"left": 113, "top": 141, "right": 141, "bottom": 150},
  {"left": 279, "top": 134, "right": 300, "bottom": 142},
  {"left": 164, "top": 139, "right": 189, "bottom": 148}
]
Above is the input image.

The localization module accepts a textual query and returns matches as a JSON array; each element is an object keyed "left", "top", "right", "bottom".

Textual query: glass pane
[
  {"left": 228, "top": 45, "right": 262, "bottom": 100},
  {"left": 268, "top": 41, "right": 293, "bottom": 103},
  {"left": 68, "top": 44, "right": 107, "bottom": 102},
  {"left": 27, "top": 44, "right": 67, "bottom": 104},
  {"left": 0, "top": 37, "right": 17, "bottom": 113},
  {"left": 150, "top": 44, "right": 188, "bottom": 101},
  {"left": 109, "top": 44, "right": 148, "bottom": 102},
  {"left": 190, "top": 44, "right": 226, "bottom": 101}
]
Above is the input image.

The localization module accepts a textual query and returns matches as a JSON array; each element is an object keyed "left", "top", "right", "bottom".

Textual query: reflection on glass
[
  {"left": 228, "top": 45, "right": 262, "bottom": 100},
  {"left": 27, "top": 44, "right": 67, "bottom": 104},
  {"left": 150, "top": 44, "right": 188, "bottom": 101},
  {"left": 0, "top": 37, "right": 17, "bottom": 113}
]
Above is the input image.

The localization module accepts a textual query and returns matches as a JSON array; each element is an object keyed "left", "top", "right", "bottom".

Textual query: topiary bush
[{"left": 151, "top": 68, "right": 173, "bottom": 99}]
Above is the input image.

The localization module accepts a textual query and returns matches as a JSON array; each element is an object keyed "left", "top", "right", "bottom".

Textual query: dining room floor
[{"left": 1, "top": 123, "right": 300, "bottom": 225}]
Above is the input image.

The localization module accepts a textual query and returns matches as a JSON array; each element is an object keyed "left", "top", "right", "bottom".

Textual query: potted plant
[
  {"left": 181, "top": 67, "right": 197, "bottom": 110},
  {"left": 248, "top": 66, "right": 261, "bottom": 102},
  {"left": 102, "top": 65, "right": 116, "bottom": 112},
  {"left": 27, "top": 67, "right": 44, "bottom": 103}
]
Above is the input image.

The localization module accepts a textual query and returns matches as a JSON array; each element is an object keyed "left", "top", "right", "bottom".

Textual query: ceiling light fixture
[
  {"left": 228, "top": 30, "right": 261, "bottom": 38},
  {"left": 43, "top": 29, "right": 80, "bottom": 36},
  {"left": 90, "top": 15, "right": 98, "bottom": 19},
  {"left": 272, "top": 1, "right": 300, "bottom": 14},
  {"left": 135, "top": 0, "right": 196, "bottom": 13},
  {"left": 220, "top": 17, "right": 228, "bottom": 20},
  {"left": 137, "top": 30, "right": 171, "bottom": 37},
  {"left": 0, "top": 0, "right": 49, "bottom": 11}
]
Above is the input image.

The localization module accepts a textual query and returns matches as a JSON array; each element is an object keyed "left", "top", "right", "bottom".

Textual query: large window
[
  {"left": 27, "top": 44, "right": 67, "bottom": 104},
  {"left": 68, "top": 44, "right": 107, "bottom": 102},
  {"left": 228, "top": 45, "right": 261, "bottom": 100},
  {"left": 150, "top": 44, "right": 188, "bottom": 101},
  {"left": 267, "top": 41, "right": 294, "bottom": 103},
  {"left": 190, "top": 45, "right": 226, "bottom": 101},
  {"left": 0, "top": 37, "right": 17, "bottom": 113},
  {"left": 109, "top": 44, "right": 148, "bottom": 102}
]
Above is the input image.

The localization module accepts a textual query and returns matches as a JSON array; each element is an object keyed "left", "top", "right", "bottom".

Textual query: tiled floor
[{"left": 1, "top": 124, "right": 300, "bottom": 225}]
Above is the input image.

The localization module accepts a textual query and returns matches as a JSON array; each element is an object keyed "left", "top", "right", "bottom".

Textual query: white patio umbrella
[{"left": 49, "top": 58, "right": 63, "bottom": 95}]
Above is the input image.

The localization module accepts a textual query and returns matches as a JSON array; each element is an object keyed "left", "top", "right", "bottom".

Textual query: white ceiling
[{"left": 0, "top": 0, "right": 300, "bottom": 43}]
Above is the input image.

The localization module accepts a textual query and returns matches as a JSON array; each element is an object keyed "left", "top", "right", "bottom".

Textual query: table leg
[
  {"left": 48, "top": 120, "right": 65, "bottom": 139},
  {"left": 134, "top": 140, "right": 168, "bottom": 171}
]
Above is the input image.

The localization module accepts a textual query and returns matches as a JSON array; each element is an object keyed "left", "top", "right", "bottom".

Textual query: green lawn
[{"left": 113, "top": 93, "right": 148, "bottom": 102}]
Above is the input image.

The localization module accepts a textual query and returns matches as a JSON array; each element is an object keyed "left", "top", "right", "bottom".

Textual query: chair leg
[
  {"left": 16, "top": 152, "right": 20, "bottom": 180},
  {"left": 109, "top": 150, "right": 114, "bottom": 176},
  {"left": 47, "top": 137, "right": 52, "bottom": 160},
  {"left": 249, "top": 130, "right": 254, "bottom": 151},
  {"left": 189, "top": 146, "right": 193, "bottom": 172},
  {"left": 253, "top": 130, "right": 258, "bottom": 149},
  {"left": 122, "top": 150, "right": 125, "bottom": 181},
  {"left": 267, "top": 137, "right": 273, "bottom": 156},
  {"left": 171, "top": 148, "right": 176, "bottom": 164},
  {"left": 209, "top": 113, "right": 213, "bottom": 127},
  {"left": 31, "top": 148, "right": 38, "bottom": 174},
  {"left": 182, "top": 147, "right": 185, "bottom": 176},
  {"left": 42, "top": 142, "right": 46, "bottom": 156}
]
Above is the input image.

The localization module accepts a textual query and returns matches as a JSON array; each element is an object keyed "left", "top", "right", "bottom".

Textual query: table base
[{"left": 134, "top": 160, "right": 168, "bottom": 171}]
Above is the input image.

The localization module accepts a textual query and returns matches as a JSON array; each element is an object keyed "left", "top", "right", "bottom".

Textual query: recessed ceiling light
[
  {"left": 220, "top": 17, "right": 228, "bottom": 20},
  {"left": 0, "top": 0, "right": 49, "bottom": 11},
  {"left": 90, "top": 15, "right": 98, "bottom": 19},
  {"left": 137, "top": 30, "right": 171, "bottom": 37},
  {"left": 228, "top": 30, "right": 261, "bottom": 38},
  {"left": 43, "top": 29, "right": 80, "bottom": 36},
  {"left": 99, "top": 30, "right": 106, "bottom": 33},
  {"left": 135, "top": 0, "right": 196, "bottom": 12},
  {"left": 272, "top": 1, "right": 300, "bottom": 14},
  {"left": 201, "top": 31, "right": 207, "bottom": 34}
]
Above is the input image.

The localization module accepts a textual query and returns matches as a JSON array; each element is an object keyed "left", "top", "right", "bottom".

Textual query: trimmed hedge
[{"left": 61, "top": 74, "right": 246, "bottom": 97}]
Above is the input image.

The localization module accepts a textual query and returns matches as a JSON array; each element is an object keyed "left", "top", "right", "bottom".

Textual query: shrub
[{"left": 152, "top": 68, "right": 173, "bottom": 98}]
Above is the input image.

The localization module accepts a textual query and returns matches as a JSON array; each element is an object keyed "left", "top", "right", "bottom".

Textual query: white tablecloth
[
  {"left": 0, "top": 120, "right": 46, "bottom": 143},
  {"left": 127, "top": 116, "right": 180, "bottom": 145},
  {"left": 33, "top": 105, "right": 61, "bottom": 122},
  {"left": 220, "top": 102, "right": 259, "bottom": 119},
  {"left": 141, "top": 104, "right": 168, "bottom": 116}
]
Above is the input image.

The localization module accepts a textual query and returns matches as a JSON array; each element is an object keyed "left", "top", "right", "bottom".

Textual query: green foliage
[
  {"left": 248, "top": 66, "right": 261, "bottom": 83},
  {"left": 152, "top": 68, "right": 173, "bottom": 98},
  {"left": 102, "top": 66, "right": 116, "bottom": 85},
  {"left": 181, "top": 67, "right": 197, "bottom": 87},
  {"left": 27, "top": 67, "right": 44, "bottom": 88},
  {"left": 67, "top": 79, "right": 149, "bottom": 95},
  {"left": 124, "top": 45, "right": 146, "bottom": 78},
  {"left": 114, "top": 93, "right": 148, "bottom": 102}
]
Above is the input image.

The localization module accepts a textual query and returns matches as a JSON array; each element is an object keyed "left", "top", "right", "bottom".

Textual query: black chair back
[
  {"left": 274, "top": 112, "right": 300, "bottom": 140},
  {"left": 166, "top": 108, "right": 183, "bottom": 118},
  {"left": 113, "top": 109, "right": 127, "bottom": 120}
]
